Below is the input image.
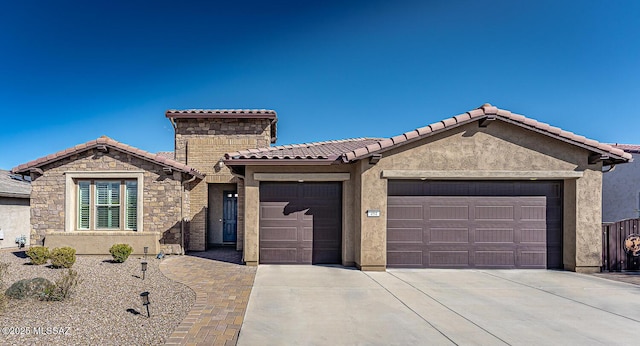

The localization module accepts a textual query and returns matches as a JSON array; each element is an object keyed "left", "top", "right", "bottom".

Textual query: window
[{"left": 76, "top": 180, "right": 137, "bottom": 230}]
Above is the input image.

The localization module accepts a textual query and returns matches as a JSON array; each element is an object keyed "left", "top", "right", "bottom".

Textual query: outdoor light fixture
[
  {"left": 141, "top": 261, "right": 148, "bottom": 280},
  {"left": 140, "top": 292, "right": 150, "bottom": 318},
  {"left": 143, "top": 246, "right": 149, "bottom": 260}
]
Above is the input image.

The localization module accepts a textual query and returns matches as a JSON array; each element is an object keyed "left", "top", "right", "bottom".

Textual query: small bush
[
  {"left": 26, "top": 246, "right": 50, "bottom": 265},
  {"left": 109, "top": 243, "right": 133, "bottom": 263},
  {"left": 50, "top": 247, "right": 76, "bottom": 268},
  {"left": 5, "top": 277, "right": 53, "bottom": 300},
  {"left": 42, "top": 269, "right": 81, "bottom": 301}
]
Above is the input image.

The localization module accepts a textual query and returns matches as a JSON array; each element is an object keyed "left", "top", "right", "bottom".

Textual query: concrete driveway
[{"left": 238, "top": 266, "right": 640, "bottom": 345}]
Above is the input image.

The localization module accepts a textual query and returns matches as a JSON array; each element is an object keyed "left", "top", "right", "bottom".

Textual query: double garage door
[
  {"left": 387, "top": 180, "right": 562, "bottom": 269},
  {"left": 259, "top": 182, "right": 342, "bottom": 264}
]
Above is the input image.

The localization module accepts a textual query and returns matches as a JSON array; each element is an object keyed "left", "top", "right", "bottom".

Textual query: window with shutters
[{"left": 76, "top": 179, "right": 138, "bottom": 231}]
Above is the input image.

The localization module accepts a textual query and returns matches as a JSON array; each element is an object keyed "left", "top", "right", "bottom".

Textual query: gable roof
[
  {"left": 225, "top": 138, "right": 382, "bottom": 165},
  {"left": 0, "top": 169, "right": 31, "bottom": 198},
  {"left": 166, "top": 109, "right": 278, "bottom": 143},
  {"left": 224, "top": 103, "right": 631, "bottom": 166},
  {"left": 341, "top": 103, "right": 631, "bottom": 165},
  {"left": 11, "top": 136, "right": 204, "bottom": 179},
  {"left": 611, "top": 144, "right": 640, "bottom": 154}
]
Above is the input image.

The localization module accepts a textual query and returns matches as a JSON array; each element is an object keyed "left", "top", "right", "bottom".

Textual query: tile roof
[
  {"left": 0, "top": 169, "right": 31, "bottom": 198},
  {"left": 165, "top": 109, "right": 278, "bottom": 144},
  {"left": 342, "top": 103, "right": 632, "bottom": 164},
  {"left": 225, "top": 138, "right": 383, "bottom": 163},
  {"left": 165, "top": 109, "right": 277, "bottom": 118},
  {"left": 224, "top": 103, "right": 631, "bottom": 166},
  {"left": 156, "top": 151, "right": 175, "bottom": 160},
  {"left": 611, "top": 144, "right": 640, "bottom": 154},
  {"left": 11, "top": 136, "right": 204, "bottom": 178}
]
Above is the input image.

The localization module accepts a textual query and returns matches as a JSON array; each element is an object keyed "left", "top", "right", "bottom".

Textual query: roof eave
[
  {"left": 223, "top": 158, "right": 341, "bottom": 166},
  {"left": 0, "top": 191, "right": 30, "bottom": 199},
  {"left": 12, "top": 142, "right": 204, "bottom": 179}
]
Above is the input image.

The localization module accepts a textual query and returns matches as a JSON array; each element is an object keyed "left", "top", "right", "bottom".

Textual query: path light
[
  {"left": 141, "top": 261, "right": 148, "bottom": 280},
  {"left": 143, "top": 246, "right": 148, "bottom": 260},
  {"left": 140, "top": 292, "right": 150, "bottom": 318}
]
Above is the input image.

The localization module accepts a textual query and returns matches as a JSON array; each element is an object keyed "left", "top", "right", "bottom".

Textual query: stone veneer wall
[
  {"left": 172, "top": 118, "right": 271, "bottom": 251},
  {"left": 29, "top": 149, "right": 183, "bottom": 246}
]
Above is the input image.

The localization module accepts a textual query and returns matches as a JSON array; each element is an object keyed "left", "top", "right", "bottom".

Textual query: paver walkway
[{"left": 160, "top": 248, "right": 256, "bottom": 346}]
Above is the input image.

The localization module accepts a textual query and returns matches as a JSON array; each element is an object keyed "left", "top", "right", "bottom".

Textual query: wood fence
[{"left": 602, "top": 218, "right": 640, "bottom": 271}]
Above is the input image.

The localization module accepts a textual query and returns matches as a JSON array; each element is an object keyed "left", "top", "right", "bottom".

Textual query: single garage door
[
  {"left": 387, "top": 180, "right": 562, "bottom": 269},
  {"left": 260, "top": 182, "right": 342, "bottom": 264}
]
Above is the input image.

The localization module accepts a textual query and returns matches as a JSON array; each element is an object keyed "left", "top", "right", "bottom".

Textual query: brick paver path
[{"left": 160, "top": 248, "right": 256, "bottom": 346}]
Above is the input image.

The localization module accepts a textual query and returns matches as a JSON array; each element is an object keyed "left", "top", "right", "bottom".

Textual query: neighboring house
[
  {"left": 602, "top": 144, "right": 640, "bottom": 223},
  {"left": 12, "top": 104, "right": 631, "bottom": 273},
  {"left": 0, "top": 169, "right": 31, "bottom": 249}
]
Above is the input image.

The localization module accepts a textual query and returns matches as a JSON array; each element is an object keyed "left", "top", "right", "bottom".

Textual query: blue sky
[{"left": 1, "top": 0, "right": 639, "bottom": 169}]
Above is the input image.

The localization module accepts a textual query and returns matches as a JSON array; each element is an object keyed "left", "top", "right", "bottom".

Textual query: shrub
[
  {"left": 50, "top": 247, "right": 76, "bottom": 268},
  {"left": 5, "top": 277, "right": 53, "bottom": 299},
  {"left": 26, "top": 246, "right": 50, "bottom": 265},
  {"left": 109, "top": 243, "right": 133, "bottom": 263},
  {"left": 42, "top": 269, "right": 82, "bottom": 301}
]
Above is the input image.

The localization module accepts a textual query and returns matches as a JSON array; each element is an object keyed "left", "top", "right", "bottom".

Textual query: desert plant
[
  {"left": 50, "top": 247, "right": 76, "bottom": 268},
  {"left": 26, "top": 246, "right": 50, "bottom": 265},
  {"left": 109, "top": 243, "right": 133, "bottom": 263},
  {"left": 42, "top": 269, "right": 81, "bottom": 301}
]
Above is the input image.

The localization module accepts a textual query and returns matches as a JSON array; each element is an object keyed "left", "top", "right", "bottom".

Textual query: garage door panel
[
  {"left": 388, "top": 180, "right": 561, "bottom": 269},
  {"left": 388, "top": 251, "right": 423, "bottom": 266},
  {"left": 430, "top": 205, "right": 469, "bottom": 220},
  {"left": 429, "top": 251, "right": 469, "bottom": 266},
  {"left": 475, "top": 251, "right": 515, "bottom": 267},
  {"left": 260, "top": 227, "right": 299, "bottom": 241},
  {"left": 475, "top": 205, "right": 514, "bottom": 220},
  {"left": 519, "top": 250, "right": 546, "bottom": 267},
  {"left": 260, "top": 248, "right": 300, "bottom": 264},
  {"left": 261, "top": 204, "right": 296, "bottom": 220},
  {"left": 388, "top": 205, "right": 423, "bottom": 220},
  {"left": 521, "top": 205, "right": 546, "bottom": 220},
  {"left": 387, "top": 228, "right": 424, "bottom": 243},
  {"left": 429, "top": 228, "right": 469, "bottom": 243},
  {"left": 521, "top": 228, "right": 546, "bottom": 243},
  {"left": 475, "top": 228, "right": 514, "bottom": 243}
]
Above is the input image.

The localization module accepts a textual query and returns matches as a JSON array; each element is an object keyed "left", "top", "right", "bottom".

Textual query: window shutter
[
  {"left": 78, "top": 181, "right": 90, "bottom": 229},
  {"left": 125, "top": 181, "right": 138, "bottom": 230},
  {"left": 96, "top": 181, "right": 120, "bottom": 229}
]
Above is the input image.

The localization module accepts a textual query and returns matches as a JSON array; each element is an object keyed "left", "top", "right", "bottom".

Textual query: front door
[{"left": 223, "top": 191, "right": 238, "bottom": 243}]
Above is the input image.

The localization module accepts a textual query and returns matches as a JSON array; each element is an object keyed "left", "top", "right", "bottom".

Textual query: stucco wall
[
  {"left": 0, "top": 197, "right": 30, "bottom": 249},
  {"left": 358, "top": 121, "right": 603, "bottom": 272},
  {"left": 29, "top": 148, "right": 184, "bottom": 253},
  {"left": 602, "top": 152, "right": 640, "bottom": 222}
]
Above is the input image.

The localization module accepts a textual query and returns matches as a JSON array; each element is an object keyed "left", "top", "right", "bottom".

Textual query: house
[
  {"left": 602, "top": 144, "right": 640, "bottom": 223},
  {"left": 12, "top": 104, "right": 631, "bottom": 273},
  {"left": 0, "top": 169, "right": 31, "bottom": 249}
]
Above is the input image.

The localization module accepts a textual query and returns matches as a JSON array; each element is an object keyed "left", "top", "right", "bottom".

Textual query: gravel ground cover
[{"left": 0, "top": 249, "right": 195, "bottom": 346}]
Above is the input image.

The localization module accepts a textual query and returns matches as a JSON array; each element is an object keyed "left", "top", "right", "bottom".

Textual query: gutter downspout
[
  {"left": 181, "top": 174, "right": 198, "bottom": 255},
  {"left": 602, "top": 164, "right": 616, "bottom": 173}
]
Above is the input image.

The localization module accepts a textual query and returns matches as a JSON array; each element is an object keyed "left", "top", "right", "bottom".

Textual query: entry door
[{"left": 223, "top": 191, "right": 238, "bottom": 243}]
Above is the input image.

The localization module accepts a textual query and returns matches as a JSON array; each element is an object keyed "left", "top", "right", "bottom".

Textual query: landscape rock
[{"left": 5, "top": 277, "right": 53, "bottom": 299}]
